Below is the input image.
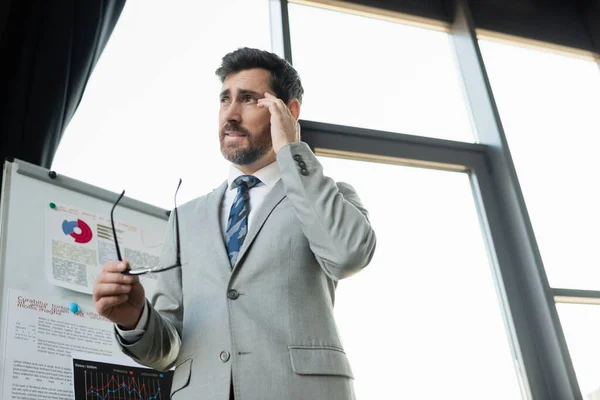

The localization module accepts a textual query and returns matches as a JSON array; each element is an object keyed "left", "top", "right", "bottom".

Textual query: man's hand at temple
[{"left": 257, "top": 92, "right": 300, "bottom": 153}]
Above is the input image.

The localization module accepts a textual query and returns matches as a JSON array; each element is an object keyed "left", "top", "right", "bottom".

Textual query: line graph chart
[
  {"left": 73, "top": 359, "right": 173, "bottom": 400},
  {"left": 86, "top": 374, "right": 161, "bottom": 400}
]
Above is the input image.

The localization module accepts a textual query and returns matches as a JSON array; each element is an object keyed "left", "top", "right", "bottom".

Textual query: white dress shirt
[
  {"left": 220, "top": 161, "right": 282, "bottom": 240},
  {"left": 117, "top": 161, "right": 282, "bottom": 341}
]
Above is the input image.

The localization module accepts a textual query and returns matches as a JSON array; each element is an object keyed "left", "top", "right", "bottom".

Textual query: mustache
[{"left": 222, "top": 122, "right": 250, "bottom": 135}]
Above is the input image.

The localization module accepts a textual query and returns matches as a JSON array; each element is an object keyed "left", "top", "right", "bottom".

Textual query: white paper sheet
[
  {"left": 0, "top": 289, "right": 141, "bottom": 400},
  {"left": 45, "top": 203, "right": 163, "bottom": 295}
]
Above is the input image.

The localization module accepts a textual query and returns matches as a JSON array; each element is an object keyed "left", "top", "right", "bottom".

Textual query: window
[
  {"left": 480, "top": 39, "right": 600, "bottom": 290},
  {"left": 480, "top": 38, "right": 600, "bottom": 399},
  {"left": 288, "top": 2, "right": 474, "bottom": 142},
  {"left": 52, "top": 0, "right": 272, "bottom": 208},
  {"left": 556, "top": 303, "right": 600, "bottom": 398},
  {"left": 320, "top": 156, "right": 524, "bottom": 399}
]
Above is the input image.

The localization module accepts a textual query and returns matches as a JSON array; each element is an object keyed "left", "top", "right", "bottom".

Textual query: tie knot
[{"left": 233, "top": 175, "right": 261, "bottom": 191}]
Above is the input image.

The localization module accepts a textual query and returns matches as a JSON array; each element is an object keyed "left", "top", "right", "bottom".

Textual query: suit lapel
[
  {"left": 205, "top": 181, "right": 230, "bottom": 268},
  {"left": 232, "top": 179, "right": 286, "bottom": 271}
]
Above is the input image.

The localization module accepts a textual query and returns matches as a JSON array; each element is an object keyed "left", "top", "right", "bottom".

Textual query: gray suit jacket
[{"left": 117, "top": 142, "right": 377, "bottom": 400}]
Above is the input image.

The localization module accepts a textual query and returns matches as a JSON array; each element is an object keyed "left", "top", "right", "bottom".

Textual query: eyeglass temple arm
[
  {"left": 111, "top": 190, "right": 125, "bottom": 262},
  {"left": 174, "top": 179, "right": 182, "bottom": 265}
]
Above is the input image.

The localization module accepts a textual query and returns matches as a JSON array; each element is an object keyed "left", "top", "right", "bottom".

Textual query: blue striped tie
[{"left": 225, "top": 175, "right": 261, "bottom": 266}]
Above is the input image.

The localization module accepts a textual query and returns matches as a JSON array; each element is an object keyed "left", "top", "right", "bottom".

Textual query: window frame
[{"left": 272, "top": 0, "right": 597, "bottom": 399}]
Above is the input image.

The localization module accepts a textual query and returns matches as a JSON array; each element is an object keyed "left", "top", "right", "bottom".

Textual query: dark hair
[{"left": 215, "top": 47, "right": 304, "bottom": 104}]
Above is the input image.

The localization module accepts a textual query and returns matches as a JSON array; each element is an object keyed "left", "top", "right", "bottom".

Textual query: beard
[{"left": 220, "top": 122, "right": 272, "bottom": 165}]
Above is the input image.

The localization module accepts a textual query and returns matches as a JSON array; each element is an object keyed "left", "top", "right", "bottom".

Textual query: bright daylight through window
[
  {"left": 288, "top": 2, "right": 475, "bottom": 142},
  {"left": 321, "top": 156, "right": 524, "bottom": 400},
  {"left": 480, "top": 39, "right": 600, "bottom": 291},
  {"left": 52, "top": 0, "right": 272, "bottom": 208},
  {"left": 480, "top": 38, "right": 600, "bottom": 399}
]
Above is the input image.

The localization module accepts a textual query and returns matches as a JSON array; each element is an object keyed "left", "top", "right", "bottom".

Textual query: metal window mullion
[
  {"left": 449, "top": 1, "right": 581, "bottom": 399},
  {"left": 300, "top": 120, "right": 486, "bottom": 171},
  {"left": 553, "top": 288, "right": 600, "bottom": 305},
  {"left": 269, "top": 0, "right": 293, "bottom": 63},
  {"left": 468, "top": 157, "right": 535, "bottom": 400}
]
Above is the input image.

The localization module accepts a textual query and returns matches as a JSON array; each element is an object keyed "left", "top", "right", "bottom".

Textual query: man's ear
[{"left": 287, "top": 98, "right": 301, "bottom": 120}]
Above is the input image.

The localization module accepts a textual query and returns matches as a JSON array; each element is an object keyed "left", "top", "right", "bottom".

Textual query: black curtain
[{"left": 0, "top": 0, "right": 126, "bottom": 183}]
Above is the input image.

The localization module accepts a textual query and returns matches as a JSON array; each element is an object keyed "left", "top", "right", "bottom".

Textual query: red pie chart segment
[{"left": 62, "top": 219, "right": 93, "bottom": 244}]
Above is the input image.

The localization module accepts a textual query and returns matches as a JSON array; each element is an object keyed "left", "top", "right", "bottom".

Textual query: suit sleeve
[
  {"left": 277, "top": 141, "right": 377, "bottom": 280},
  {"left": 115, "top": 212, "right": 183, "bottom": 371}
]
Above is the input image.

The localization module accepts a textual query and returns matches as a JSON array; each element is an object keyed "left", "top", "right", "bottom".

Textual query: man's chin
[
  {"left": 223, "top": 148, "right": 273, "bottom": 166},
  {"left": 222, "top": 149, "right": 250, "bottom": 165}
]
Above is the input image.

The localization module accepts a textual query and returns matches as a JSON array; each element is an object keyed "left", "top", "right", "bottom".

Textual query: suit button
[
  {"left": 219, "top": 351, "right": 230, "bottom": 362},
  {"left": 300, "top": 168, "right": 309, "bottom": 176},
  {"left": 228, "top": 289, "right": 240, "bottom": 300},
  {"left": 293, "top": 154, "right": 302, "bottom": 161},
  {"left": 297, "top": 161, "right": 306, "bottom": 168}
]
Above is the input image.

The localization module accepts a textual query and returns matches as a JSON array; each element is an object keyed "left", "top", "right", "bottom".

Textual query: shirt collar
[{"left": 227, "top": 161, "right": 281, "bottom": 190}]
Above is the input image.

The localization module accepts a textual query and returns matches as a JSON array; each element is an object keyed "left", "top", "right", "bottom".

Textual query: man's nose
[{"left": 222, "top": 101, "right": 242, "bottom": 123}]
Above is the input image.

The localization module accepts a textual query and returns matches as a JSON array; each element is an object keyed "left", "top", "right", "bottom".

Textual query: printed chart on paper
[
  {"left": 73, "top": 359, "right": 173, "bottom": 400},
  {"left": 45, "top": 203, "right": 164, "bottom": 295}
]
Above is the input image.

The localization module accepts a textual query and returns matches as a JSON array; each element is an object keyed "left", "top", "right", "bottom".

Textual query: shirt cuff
[{"left": 115, "top": 301, "right": 149, "bottom": 344}]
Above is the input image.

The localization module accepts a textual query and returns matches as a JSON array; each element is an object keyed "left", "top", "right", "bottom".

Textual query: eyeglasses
[{"left": 110, "top": 179, "right": 182, "bottom": 275}]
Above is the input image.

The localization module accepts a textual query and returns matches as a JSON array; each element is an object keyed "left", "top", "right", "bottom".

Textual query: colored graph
[
  {"left": 72, "top": 359, "right": 173, "bottom": 400},
  {"left": 62, "top": 219, "right": 93, "bottom": 243}
]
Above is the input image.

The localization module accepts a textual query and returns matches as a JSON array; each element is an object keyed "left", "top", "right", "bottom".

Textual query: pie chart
[{"left": 62, "top": 219, "right": 93, "bottom": 244}]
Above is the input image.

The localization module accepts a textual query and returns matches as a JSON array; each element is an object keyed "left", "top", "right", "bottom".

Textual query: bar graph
[{"left": 73, "top": 359, "right": 173, "bottom": 400}]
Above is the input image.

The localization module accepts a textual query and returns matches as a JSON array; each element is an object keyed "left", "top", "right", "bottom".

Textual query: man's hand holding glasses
[
  {"left": 93, "top": 260, "right": 145, "bottom": 329},
  {"left": 92, "top": 180, "right": 182, "bottom": 329}
]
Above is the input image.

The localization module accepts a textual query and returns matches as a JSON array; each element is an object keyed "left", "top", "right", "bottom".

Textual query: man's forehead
[{"left": 221, "top": 68, "right": 272, "bottom": 91}]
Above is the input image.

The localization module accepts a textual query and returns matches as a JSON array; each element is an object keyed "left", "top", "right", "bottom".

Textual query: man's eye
[
  {"left": 220, "top": 97, "right": 229, "bottom": 104},
  {"left": 244, "top": 95, "right": 255, "bottom": 103}
]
